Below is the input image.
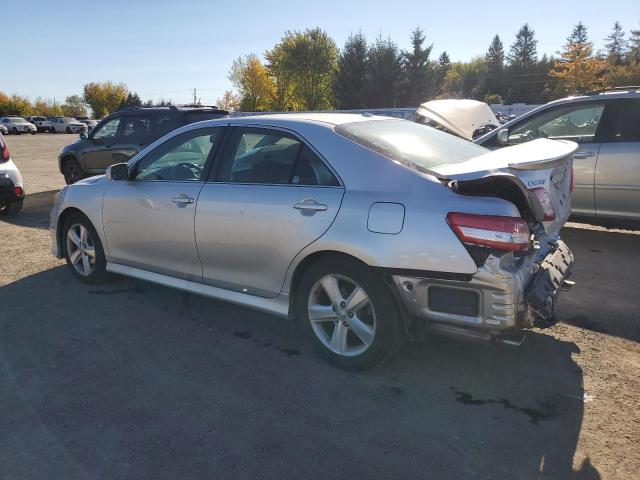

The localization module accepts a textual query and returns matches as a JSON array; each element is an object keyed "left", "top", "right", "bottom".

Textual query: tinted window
[
  {"left": 217, "top": 128, "right": 339, "bottom": 186},
  {"left": 152, "top": 113, "right": 175, "bottom": 137},
  {"left": 134, "top": 128, "right": 220, "bottom": 182},
  {"left": 92, "top": 117, "right": 121, "bottom": 142},
  {"left": 508, "top": 103, "right": 605, "bottom": 144},
  {"left": 122, "top": 115, "right": 152, "bottom": 142},
  {"left": 598, "top": 100, "right": 640, "bottom": 142}
]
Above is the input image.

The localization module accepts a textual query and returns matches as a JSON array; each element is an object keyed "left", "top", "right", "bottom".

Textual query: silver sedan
[{"left": 50, "top": 114, "right": 576, "bottom": 369}]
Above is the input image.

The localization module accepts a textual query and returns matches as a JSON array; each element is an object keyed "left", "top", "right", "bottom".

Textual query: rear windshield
[{"left": 335, "top": 119, "right": 487, "bottom": 173}]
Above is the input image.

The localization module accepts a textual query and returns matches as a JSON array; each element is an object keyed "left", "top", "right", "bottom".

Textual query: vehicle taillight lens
[
  {"left": 446, "top": 212, "right": 531, "bottom": 252},
  {"left": 570, "top": 168, "right": 574, "bottom": 193},
  {"left": 1, "top": 141, "right": 9, "bottom": 162},
  {"left": 13, "top": 186, "right": 24, "bottom": 197},
  {"left": 530, "top": 187, "right": 556, "bottom": 221}
]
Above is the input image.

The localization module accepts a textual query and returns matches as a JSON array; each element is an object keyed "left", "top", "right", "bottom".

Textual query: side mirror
[
  {"left": 106, "top": 163, "right": 129, "bottom": 181},
  {"left": 79, "top": 130, "right": 87, "bottom": 140},
  {"left": 497, "top": 129, "right": 509, "bottom": 146},
  {"left": 92, "top": 136, "right": 103, "bottom": 145}
]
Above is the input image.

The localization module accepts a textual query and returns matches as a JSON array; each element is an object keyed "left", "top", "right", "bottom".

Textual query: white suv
[
  {"left": 0, "top": 116, "right": 37, "bottom": 135},
  {"left": 49, "top": 117, "right": 87, "bottom": 134}
]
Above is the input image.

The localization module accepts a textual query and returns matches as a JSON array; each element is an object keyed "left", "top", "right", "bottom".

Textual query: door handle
[
  {"left": 171, "top": 194, "right": 195, "bottom": 206},
  {"left": 574, "top": 151, "right": 596, "bottom": 159},
  {"left": 293, "top": 199, "right": 328, "bottom": 212}
]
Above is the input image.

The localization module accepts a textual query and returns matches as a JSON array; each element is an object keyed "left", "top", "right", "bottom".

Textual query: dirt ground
[{"left": 1, "top": 133, "right": 639, "bottom": 479}]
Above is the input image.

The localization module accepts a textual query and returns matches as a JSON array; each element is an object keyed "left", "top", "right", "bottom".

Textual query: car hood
[{"left": 415, "top": 99, "right": 499, "bottom": 140}]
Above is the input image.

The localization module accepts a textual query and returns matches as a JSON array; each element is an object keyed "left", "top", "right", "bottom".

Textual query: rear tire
[
  {"left": 66, "top": 126, "right": 72, "bottom": 133},
  {"left": 63, "top": 158, "right": 85, "bottom": 185},
  {"left": 12, "top": 127, "right": 19, "bottom": 135},
  {"left": 51, "top": 126, "right": 56, "bottom": 134},
  {"left": 62, "top": 213, "right": 108, "bottom": 284},
  {"left": 295, "top": 256, "right": 404, "bottom": 370},
  {"left": 0, "top": 199, "right": 23, "bottom": 216}
]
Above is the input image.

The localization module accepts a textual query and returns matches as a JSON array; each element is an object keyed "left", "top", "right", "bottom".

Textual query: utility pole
[{"left": 193, "top": 88, "right": 196, "bottom": 106}]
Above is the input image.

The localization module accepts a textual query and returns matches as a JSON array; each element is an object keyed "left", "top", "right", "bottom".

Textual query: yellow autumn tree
[
  {"left": 228, "top": 54, "right": 274, "bottom": 112},
  {"left": 551, "top": 22, "right": 606, "bottom": 94},
  {"left": 82, "top": 81, "right": 129, "bottom": 118}
]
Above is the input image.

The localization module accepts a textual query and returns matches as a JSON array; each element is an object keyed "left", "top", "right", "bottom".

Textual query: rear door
[
  {"left": 112, "top": 114, "right": 154, "bottom": 163},
  {"left": 195, "top": 126, "right": 344, "bottom": 298},
  {"left": 593, "top": 99, "right": 640, "bottom": 220},
  {"left": 503, "top": 101, "right": 606, "bottom": 217}
]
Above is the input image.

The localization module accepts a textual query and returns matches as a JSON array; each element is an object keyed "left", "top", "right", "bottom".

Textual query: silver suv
[{"left": 476, "top": 87, "right": 640, "bottom": 222}]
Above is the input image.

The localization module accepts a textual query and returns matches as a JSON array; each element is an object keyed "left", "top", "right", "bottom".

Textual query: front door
[
  {"left": 506, "top": 101, "right": 606, "bottom": 216},
  {"left": 594, "top": 99, "right": 640, "bottom": 220},
  {"left": 195, "top": 127, "right": 344, "bottom": 298},
  {"left": 102, "top": 126, "right": 223, "bottom": 282},
  {"left": 81, "top": 116, "right": 124, "bottom": 173}
]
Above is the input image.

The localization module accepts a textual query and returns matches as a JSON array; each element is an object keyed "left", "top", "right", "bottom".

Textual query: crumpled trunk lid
[{"left": 433, "top": 139, "right": 578, "bottom": 235}]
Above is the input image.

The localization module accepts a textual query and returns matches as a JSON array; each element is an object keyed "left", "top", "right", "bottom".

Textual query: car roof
[{"left": 208, "top": 112, "right": 393, "bottom": 130}]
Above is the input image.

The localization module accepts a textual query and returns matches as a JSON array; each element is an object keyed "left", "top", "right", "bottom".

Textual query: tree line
[
  {"left": 0, "top": 82, "right": 159, "bottom": 119},
  {"left": 227, "top": 21, "right": 640, "bottom": 111},
  {"left": 2, "top": 21, "right": 639, "bottom": 118}
]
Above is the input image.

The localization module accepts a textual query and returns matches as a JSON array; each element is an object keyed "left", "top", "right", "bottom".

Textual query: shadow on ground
[
  {"left": 0, "top": 189, "right": 58, "bottom": 230},
  {"left": 558, "top": 227, "right": 640, "bottom": 343},
  {"left": 0, "top": 266, "right": 600, "bottom": 479}
]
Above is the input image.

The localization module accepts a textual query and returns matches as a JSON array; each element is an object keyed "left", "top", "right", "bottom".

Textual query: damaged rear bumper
[{"left": 391, "top": 241, "right": 574, "bottom": 344}]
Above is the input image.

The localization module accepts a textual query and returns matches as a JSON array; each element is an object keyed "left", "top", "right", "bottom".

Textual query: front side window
[
  {"left": 508, "top": 103, "right": 605, "bottom": 144},
  {"left": 92, "top": 117, "right": 121, "bottom": 142},
  {"left": 134, "top": 128, "right": 221, "bottom": 182},
  {"left": 217, "top": 128, "right": 339, "bottom": 186}
]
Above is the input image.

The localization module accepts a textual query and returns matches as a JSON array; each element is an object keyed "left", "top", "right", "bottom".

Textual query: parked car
[
  {"left": 79, "top": 119, "right": 98, "bottom": 132},
  {"left": 0, "top": 133, "right": 25, "bottom": 215},
  {"left": 0, "top": 116, "right": 37, "bottom": 135},
  {"left": 0, "top": 124, "right": 7, "bottom": 135},
  {"left": 412, "top": 99, "right": 500, "bottom": 140},
  {"left": 50, "top": 113, "right": 575, "bottom": 369},
  {"left": 49, "top": 117, "right": 87, "bottom": 134},
  {"left": 26, "top": 116, "right": 52, "bottom": 132},
  {"left": 476, "top": 87, "right": 640, "bottom": 221},
  {"left": 58, "top": 105, "right": 229, "bottom": 184}
]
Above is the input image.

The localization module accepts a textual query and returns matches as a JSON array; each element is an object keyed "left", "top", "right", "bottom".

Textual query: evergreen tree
[
  {"left": 605, "top": 21, "right": 627, "bottom": 66},
  {"left": 432, "top": 51, "right": 450, "bottom": 96},
  {"left": 119, "top": 92, "right": 142, "bottom": 109},
  {"left": 628, "top": 25, "right": 640, "bottom": 64},
  {"left": 506, "top": 24, "right": 539, "bottom": 103},
  {"left": 364, "top": 35, "right": 402, "bottom": 108},
  {"left": 485, "top": 35, "right": 505, "bottom": 97},
  {"left": 332, "top": 32, "right": 368, "bottom": 109},
  {"left": 399, "top": 27, "right": 433, "bottom": 106}
]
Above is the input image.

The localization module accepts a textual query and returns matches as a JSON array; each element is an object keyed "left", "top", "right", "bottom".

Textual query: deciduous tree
[
  {"left": 228, "top": 54, "right": 274, "bottom": 111},
  {"left": 62, "top": 95, "right": 88, "bottom": 118},
  {"left": 551, "top": 22, "right": 606, "bottom": 94},
  {"left": 82, "top": 81, "right": 129, "bottom": 118}
]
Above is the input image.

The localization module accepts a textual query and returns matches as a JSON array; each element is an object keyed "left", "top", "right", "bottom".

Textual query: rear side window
[
  {"left": 152, "top": 114, "right": 176, "bottom": 137},
  {"left": 598, "top": 100, "right": 640, "bottom": 142},
  {"left": 216, "top": 127, "right": 339, "bottom": 186},
  {"left": 122, "top": 115, "right": 152, "bottom": 142}
]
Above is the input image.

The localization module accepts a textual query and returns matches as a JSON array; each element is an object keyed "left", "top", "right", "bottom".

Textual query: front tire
[
  {"left": 66, "top": 126, "right": 72, "bottom": 133},
  {"left": 63, "top": 158, "right": 85, "bottom": 185},
  {"left": 296, "top": 256, "right": 403, "bottom": 370},
  {"left": 62, "top": 213, "right": 108, "bottom": 284},
  {"left": 51, "top": 126, "right": 56, "bottom": 134},
  {"left": 12, "top": 127, "right": 19, "bottom": 135}
]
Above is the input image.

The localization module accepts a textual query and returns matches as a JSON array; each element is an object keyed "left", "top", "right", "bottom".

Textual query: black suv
[{"left": 58, "top": 105, "right": 228, "bottom": 184}]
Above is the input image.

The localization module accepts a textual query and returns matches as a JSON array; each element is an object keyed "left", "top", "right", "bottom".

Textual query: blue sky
[{"left": 6, "top": 0, "right": 639, "bottom": 105}]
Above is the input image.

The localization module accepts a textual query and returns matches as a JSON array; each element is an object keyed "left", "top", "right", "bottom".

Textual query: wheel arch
[
  {"left": 59, "top": 153, "right": 81, "bottom": 174},
  {"left": 56, "top": 207, "right": 90, "bottom": 257}
]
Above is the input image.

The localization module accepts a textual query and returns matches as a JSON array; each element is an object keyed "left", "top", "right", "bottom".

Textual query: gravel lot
[{"left": 1, "top": 133, "right": 639, "bottom": 479}]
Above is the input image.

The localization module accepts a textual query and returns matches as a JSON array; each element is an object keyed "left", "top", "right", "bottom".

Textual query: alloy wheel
[
  {"left": 66, "top": 223, "right": 96, "bottom": 276},
  {"left": 307, "top": 274, "right": 377, "bottom": 357}
]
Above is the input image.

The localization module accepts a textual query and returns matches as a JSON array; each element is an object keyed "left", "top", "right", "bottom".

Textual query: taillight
[
  {"left": 530, "top": 187, "right": 556, "bottom": 221},
  {"left": 570, "top": 168, "right": 574, "bottom": 193},
  {"left": 1, "top": 141, "right": 9, "bottom": 162},
  {"left": 13, "top": 186, "right": 24, "bottom": 197},
  {"left": 446, "top": 212, "right": 531, "bottom": 252}
]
